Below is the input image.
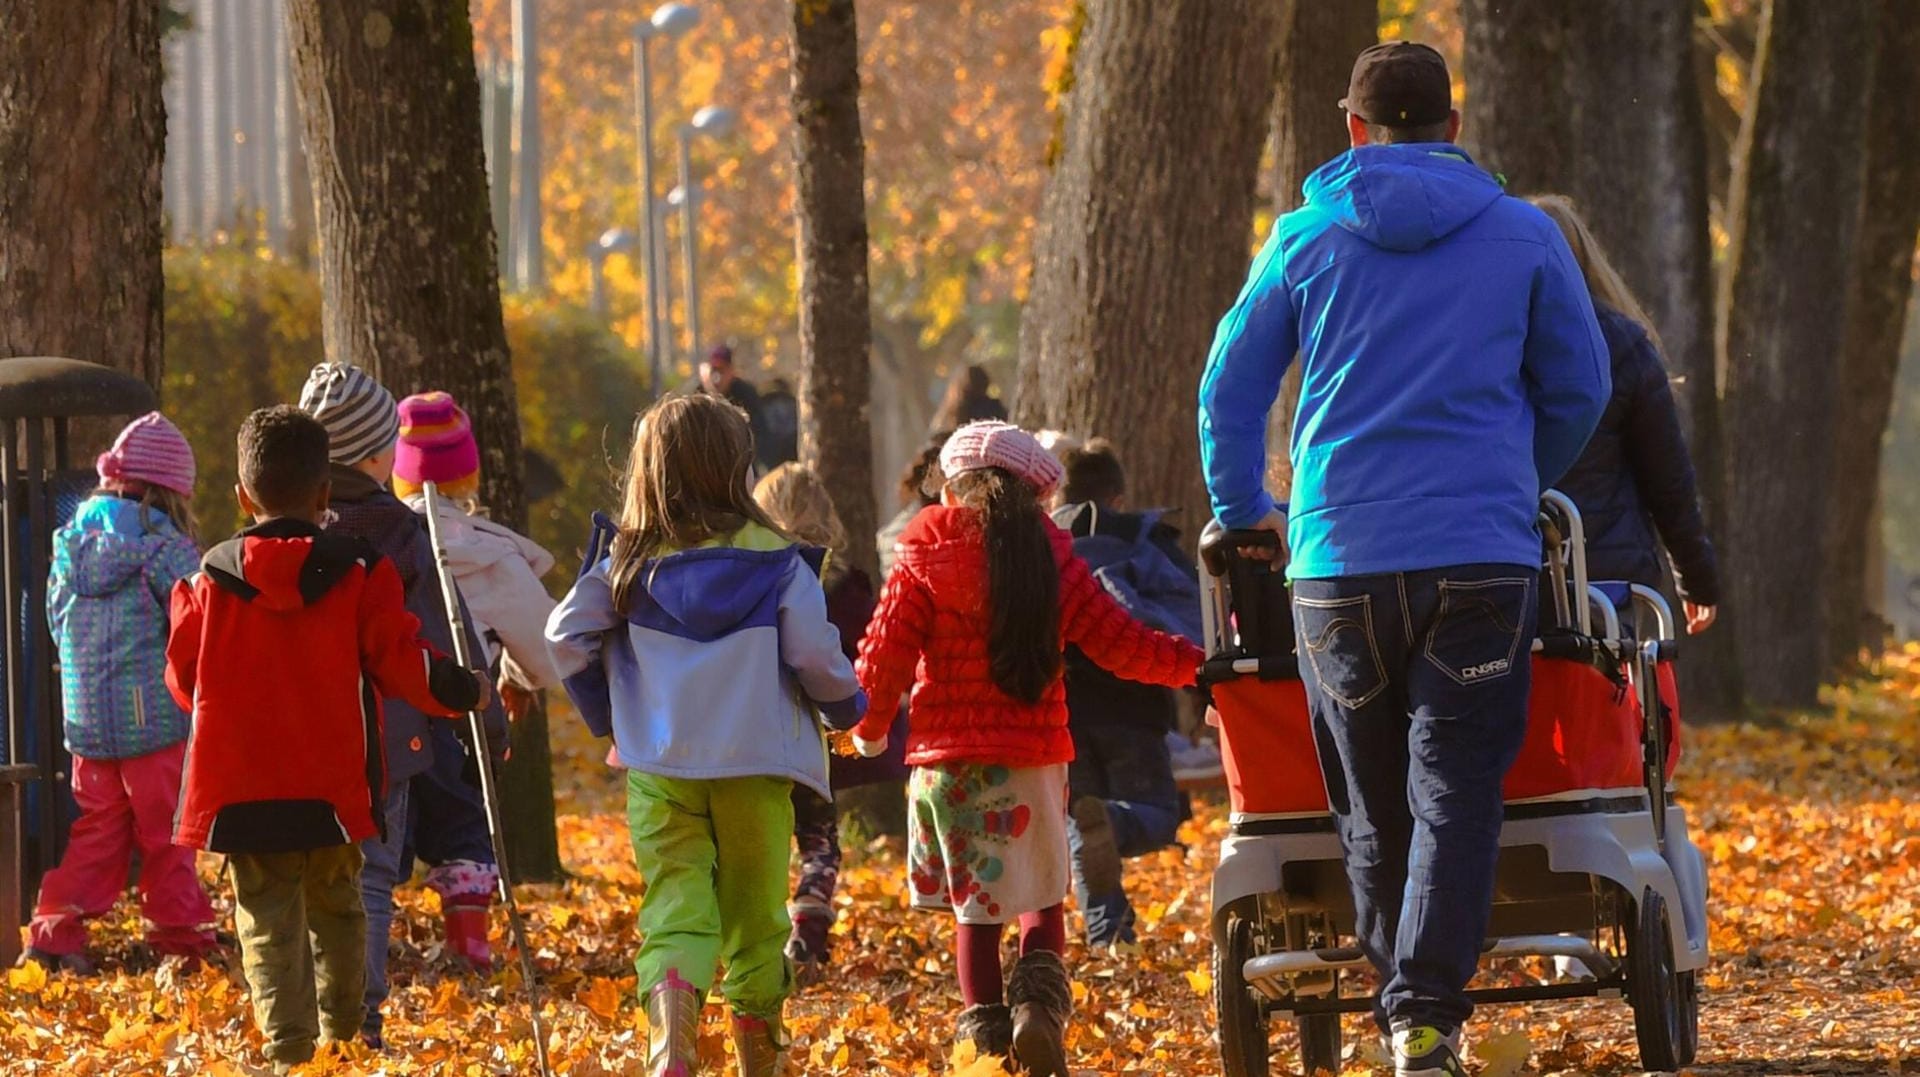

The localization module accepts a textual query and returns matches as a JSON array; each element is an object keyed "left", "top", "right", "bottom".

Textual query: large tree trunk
[
  {"left": 1016, "top": 0, "right": 1281, "bottom": 521},
  {"left": 1824, "top": 0, "right": 1920, "bottom": 672},
  {"left": 288, "top": 0, "right": 558, "bottom": 881},
  {"left": 1266, "top": 0, "right": 1374, "bottom": 497},
  {"left": 789, "top": 0, "right": 879, "bottom": 583},
  {"left": 1462, "top": 0, "right": 1742, "bottom": 716},
  {"left": 0, "top": 0, "right": 165, "bottom": 399},
  {"left": 1719, "top": 0, "right": 1878, "bottom": 710}
]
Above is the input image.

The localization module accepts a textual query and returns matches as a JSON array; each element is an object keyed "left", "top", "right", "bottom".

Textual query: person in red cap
[
  {"left": 391, "top": 391, "right": 561, "bottom": 972},
  {"left": 853, "top": 420, "right": 1204, "bottom": 1076},
  {"left": 22, "top": 411, "right": 219, "bottom": 973}
]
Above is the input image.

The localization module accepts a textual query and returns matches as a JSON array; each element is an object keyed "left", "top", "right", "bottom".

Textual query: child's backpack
[{"left": 1053, "top": 503, "right": 1204, "bottom": 644}]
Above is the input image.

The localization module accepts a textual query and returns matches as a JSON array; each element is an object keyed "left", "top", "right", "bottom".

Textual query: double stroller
[{"left": 1202, "top": 492, "right": 1709, "bottom": 1075}]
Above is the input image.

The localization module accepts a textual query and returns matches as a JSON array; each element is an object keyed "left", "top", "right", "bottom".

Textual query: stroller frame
[{"left": 1202, "top": 492, "right": 1708, "bottom": 1075}]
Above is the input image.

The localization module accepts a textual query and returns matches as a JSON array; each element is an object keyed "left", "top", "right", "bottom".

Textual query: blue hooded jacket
[{"left": 1198, "top": 144, "right": 1610, "bottom": 578}]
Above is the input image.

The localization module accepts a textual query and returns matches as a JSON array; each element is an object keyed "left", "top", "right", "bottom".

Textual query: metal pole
[
  {"left": 633, "top": 28, "right": 666, "bottom": 400},
  {"left": 676, "top": 130, "right": 701, "bottom": 366},
  {"left": 23, "top": 422, "right": 55, "bottom": 868},
  {"left": 588, "top": 251, "right": 607, "bottom": 316},
  {"left": 1, "top": 419, "right": 20, "bottom": 768},
  {"left": 511, "top": 0, "right": 544, "bottom": 289}
]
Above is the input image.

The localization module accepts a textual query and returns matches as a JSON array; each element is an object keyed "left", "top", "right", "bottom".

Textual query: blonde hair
[
  {"left": 1528, "top": 194, "right": 1661, "bottom": 352},
  {"left": 103, "top": 480, "right": 198, "bottom": 544},
  {"left": 753, "top": 463, "right": 847, "bottom": 556},
  {"left": 606, "top": 394, "right": 786, "bottom": 614}
]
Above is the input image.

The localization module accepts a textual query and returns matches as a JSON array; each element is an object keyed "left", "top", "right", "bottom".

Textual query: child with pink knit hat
[
  {"left": 392, "top": 391, "right": 560, "bottom": 970},
  {"left": 22, "top": 412, "right": 218, "bottom": 972}
]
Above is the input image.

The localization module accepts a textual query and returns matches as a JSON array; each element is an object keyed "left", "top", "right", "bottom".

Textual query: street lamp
[
  {"left": 676, "top": 104, "right": 736, "bottom": 367},
  {"left": 632, "top": 2, "right": 702, "bottom": 400},
  {"left": 587, "top": 227, "right": 636, "bottom": 316}
]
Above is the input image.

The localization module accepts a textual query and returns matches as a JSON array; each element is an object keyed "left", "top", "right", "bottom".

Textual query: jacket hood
[
  {"left": 55, "top": 495, "right": 189, "bottom": 598},
  {"left": 1303, "top": 144, "right": 1504, "bottom": 253},
  {"left": 202, "top": 518, "right": 380, "bottom": 612},
  {"left": 627, "top": 525, "right": 822, "bottom": 641},
  {"left": 404, "top": 494, "right": 556, "bottom": 578},
  {"left": 896, "top": 504, "right": 1073, "bottom": 608}
]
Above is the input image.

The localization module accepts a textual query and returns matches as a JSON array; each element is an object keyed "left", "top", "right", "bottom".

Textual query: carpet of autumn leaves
[{"left": 5, "top": 649, "right": 1920, "bottom": 1075}]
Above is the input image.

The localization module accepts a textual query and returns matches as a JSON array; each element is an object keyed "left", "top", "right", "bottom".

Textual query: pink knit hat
[
  {"left": 939, "top": 420, "right": 1063, "bottom": 496},
  {"left": 392, "top": 391, "right": 481, "bottom": 500},
  {"left": 96, "top": 411, "right": 195, "bottom": 496}
]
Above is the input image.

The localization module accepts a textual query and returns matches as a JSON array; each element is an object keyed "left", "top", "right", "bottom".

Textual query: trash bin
[{"left": 0, "top": 357, "right": 156, "bottom": 963}]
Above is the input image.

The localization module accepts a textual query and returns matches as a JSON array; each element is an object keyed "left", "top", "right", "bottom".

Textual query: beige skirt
[{"left": 906, "top": 762, "right": 1070, "bottom": 925}]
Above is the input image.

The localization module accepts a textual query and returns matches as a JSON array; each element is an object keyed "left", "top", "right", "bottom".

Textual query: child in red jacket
[
  {"left": 853, "top": 421, "right": 1203, "bottom": 1076},
  {"left": 165, "top": 407, "right": 486, "bottom": 1073}
]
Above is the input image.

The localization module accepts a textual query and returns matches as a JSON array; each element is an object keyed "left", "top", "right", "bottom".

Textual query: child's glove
[{"left": 851, "top": 731, "right": 888, "bottom": 758}]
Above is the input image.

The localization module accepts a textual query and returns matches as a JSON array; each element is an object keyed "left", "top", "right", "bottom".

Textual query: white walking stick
[{"left": 421, "top": 481, "right": 555, "bottom": 1077}]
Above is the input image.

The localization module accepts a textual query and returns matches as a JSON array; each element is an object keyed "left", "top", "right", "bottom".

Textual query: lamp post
[
  {"left": 632, "top": 2, "right": 701, "bottom": 400},
  {"left": 587, "top": 227, "right": 636, "bottom": 316},
  {"left": 675, "top": 104, "right": 736, "bottom": 366}
]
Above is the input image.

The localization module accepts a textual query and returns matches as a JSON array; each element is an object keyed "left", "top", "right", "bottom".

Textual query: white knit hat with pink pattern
[
  {"left": 938, "top": 420, "right": 1064, "bottom": 496},
  {"left": 96, "top": 411, "right": 196, "bottom": 496}
]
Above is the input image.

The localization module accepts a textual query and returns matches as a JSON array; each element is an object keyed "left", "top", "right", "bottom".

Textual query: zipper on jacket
[{"left": 134, "top": 685, "right": 147, "bottom": 730}]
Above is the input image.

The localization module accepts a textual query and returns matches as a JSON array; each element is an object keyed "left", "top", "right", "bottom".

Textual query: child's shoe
[
  {"left": 1081, "top": 888, "right": 1139, "bottom": 952},
  {"left": 17, "top": 947, "right": 94, "bottom": 976},
  {"left": 1391, "top": 1021, "right": 1468, "bottom": 1077},
  {"left": 645, "top": 971, "right": 703, "bottom": 1077},
  {"left": 783, "top": 896, "right": 833, "bottom": 981},
  {"left": 955, "top": 1003, "right": 1013, "bottom": 1059},
  {"left": 442, "top": 901, "right": 493, "bottom": 971},
  {"left": 1008, "top": 950, "right": 1073, "bottom": 1077},
  {"left": 729, "top": 1012, "right": 787, "bottom": 1077}
]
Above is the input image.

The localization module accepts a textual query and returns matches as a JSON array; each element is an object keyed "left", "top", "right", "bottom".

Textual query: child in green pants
[{"left": 546, "top": 394, "right": 867, "bottom": 1077}]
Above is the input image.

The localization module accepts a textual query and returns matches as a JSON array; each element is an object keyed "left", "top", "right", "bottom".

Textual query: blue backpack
[{"left": 1053, "top": 503, "right": 1205, "bottom": 645}]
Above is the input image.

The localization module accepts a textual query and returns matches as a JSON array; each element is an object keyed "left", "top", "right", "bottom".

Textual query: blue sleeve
[
  {"left": 776, "top": 560, "right": 867, "bottom": 730},
  {"left": 545, "top": 560, "right": 620, "bottom": 738},
  {"left": 1198, "top": 226, "right": 1299, "bottom": 529},
  {"left": 1523, "top": 230, "right": 1611, "bottom": 489}
]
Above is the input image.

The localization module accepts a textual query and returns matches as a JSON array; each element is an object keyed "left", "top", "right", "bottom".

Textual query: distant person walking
[
  {"left": 684, "top": 344, "right": 772, "bottom": 463},
  {"left": 1197, "top": 42, "right": 1609, "bottom": 1077},
  {"left": 931, "top": 365, "right": 1007, "bottom": 434}
]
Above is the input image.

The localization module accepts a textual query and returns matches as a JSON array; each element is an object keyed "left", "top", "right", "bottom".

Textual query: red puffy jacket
[
  {"left": 855, "top": 505, "right": 1203, "bottom": 768},
  {"left": 166, "top": 518, "right": 480, "bottom": 853}
]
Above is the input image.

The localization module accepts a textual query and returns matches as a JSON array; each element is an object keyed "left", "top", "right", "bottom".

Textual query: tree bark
[
  {"left": 0, "top": 0, "right": 165, "bottom": 398},
  {"left": 1824, "top": 0, "right": 1920, "bottom": 672},
  {"left": 1463, "top": 0, "right": 1742, "bottom": 716},
  {"left": 1719, "top": 0, "right": 1879, "bottom": 710},
  {"left": 1267, "top": 0, "right": 1373, "bottom": 496},
  {"left": 287, "top": 0, "right": 557, "bottom": 880},
  {"left": 790, "top": 0, "right": 879, "bottom": 582},
  {"left": 1016, "top": 0, "right": 1281, "bottom": 520}
]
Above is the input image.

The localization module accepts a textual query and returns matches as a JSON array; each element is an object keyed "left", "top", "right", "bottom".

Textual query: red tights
[{"left": 955, "top": 903, "right": 1066, "bottom": 1006}]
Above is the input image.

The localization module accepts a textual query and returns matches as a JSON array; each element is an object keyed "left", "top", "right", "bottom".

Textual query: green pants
[
  {"left": 627, "top": 772, "right": 794, "bottom": 1020},
  {"left": 229, "top": 845, "right": 367, "bottom": 1065}
]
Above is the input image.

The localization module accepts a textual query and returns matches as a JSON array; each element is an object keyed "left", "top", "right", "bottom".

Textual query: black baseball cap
[{"left": 1340, "top": 41, "right": 1452, "bottom": 127}]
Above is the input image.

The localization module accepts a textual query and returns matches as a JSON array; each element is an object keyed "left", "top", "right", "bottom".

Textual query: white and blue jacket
[{"left": 544, "top": 524, "right": 866, "bottom": 799}]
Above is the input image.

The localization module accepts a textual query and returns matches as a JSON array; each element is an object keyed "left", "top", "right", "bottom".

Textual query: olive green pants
[
  {"left": 229, "top": 845, "right": 367, "bottom": 1065},
  {"left": 627, "top": 772, "right": 794, "bottom": 1020}
]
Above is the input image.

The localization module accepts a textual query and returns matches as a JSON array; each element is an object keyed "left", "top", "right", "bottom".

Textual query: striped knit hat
[
  {"left": 298, "top": 362, "right": 400, "bottom": 464},
  {"left": 392, "top": 391, "right": 481, "bottom": 500},
  {"left": 940, "top": 420, "right": 1064, "bottom": 497},
  {"left": 96, "top": 411, "right": 196, "bottom": 497}
]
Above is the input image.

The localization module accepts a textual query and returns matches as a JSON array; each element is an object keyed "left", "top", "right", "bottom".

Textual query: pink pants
[{"left": 28, "top": 743, "right": 217, "bottom": 957}]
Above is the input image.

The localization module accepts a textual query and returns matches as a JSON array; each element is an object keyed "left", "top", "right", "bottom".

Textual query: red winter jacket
[
  {"left": 855, "top": 505, "right": 1203, "bottom": 768},
  {"left": 166, "top": 518, "right": 481, "bottom": 853}
]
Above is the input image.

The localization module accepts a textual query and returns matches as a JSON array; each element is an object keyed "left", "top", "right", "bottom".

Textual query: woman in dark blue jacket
[{"left": 1532, "top": 195, "right": 1720, "bottom": 635}]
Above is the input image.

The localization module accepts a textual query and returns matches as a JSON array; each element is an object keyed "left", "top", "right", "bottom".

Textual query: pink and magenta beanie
[
  {"left": 939, "top": 420, "right": 1063, "bottom": 497},
  {"left": 96, "top": 411, "right": 195, "bottom": 497},
  {"left": 392, "top": 391, "right": 481, "bottom": 500}
]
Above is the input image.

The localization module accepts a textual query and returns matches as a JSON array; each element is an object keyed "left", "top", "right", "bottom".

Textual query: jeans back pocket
[
  {"left": 1423, "top": 577, "right": 1532, "bottom": 687},
  {"left": 1296, "top": 594, "right": 1388, "bottom": 710}
]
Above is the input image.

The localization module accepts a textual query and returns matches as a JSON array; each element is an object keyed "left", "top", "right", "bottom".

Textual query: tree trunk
[
  {"left": 790, "top": 0, "right": 879, "bottom": 582},
  {"left": 1718, "top": 0, "right": 1878, "bottom": 710},
  {"left": 0, "top": 0, "right": 165, "bottom": 399},
  {"left": 1267, "top": 0, "right": 1373, "bottom": 497},
  {"left": 1463, "top": 0, "right": 1742, "bottom": 716},
  {"left": 1824, "top": 0, "right": 1920, "bottom": 673},
  {"left": 287, "top": 0, "right": 558, "bottom": 880},
  {"left": 1016, "top": 0, "right": 1281, "bottom": 521}
]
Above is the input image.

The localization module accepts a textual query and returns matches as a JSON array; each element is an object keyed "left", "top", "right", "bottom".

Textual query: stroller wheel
[
  {"left": 1295, "top": 1012, "right": 1341, "bottom": 1076},
  {"left": 1215, "top": 912, "right": 1271, "bottom": 1077},
  {"left": 1628, "top": 888, "right": 1698, "bottom": 1070}
]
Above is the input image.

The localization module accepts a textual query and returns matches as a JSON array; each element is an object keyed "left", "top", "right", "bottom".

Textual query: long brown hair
[
  {"left": 1528, "top": 194, "right": 1662, "bottom": 352},
  {"left": 946, "top": 467, "right": 1061, "bottom": 703},
  {"left": 102, "top": 480, "right": 199, "bottom": 545},
  {"left": 606, "top": 394, "right": 785, "bottom": 613}
]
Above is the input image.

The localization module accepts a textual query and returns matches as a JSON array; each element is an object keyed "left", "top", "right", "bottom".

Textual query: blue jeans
[
  {"left": 1066, "top": 722, "right": 1184, "bottom": 941},
  {"left": 1293, "top": 565, "right": 1536, "bottom": 1033},
  {"left": 360, "top": 783, "right": 409, "bottom": 1037}
]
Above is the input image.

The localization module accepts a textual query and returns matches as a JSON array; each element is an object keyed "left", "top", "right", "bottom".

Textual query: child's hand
[
  {"left": 499, "top": 678, "right": 535, "bottom": 721},
  {"left": 469, "top": 671, "right": 494, "bottom": 712}
]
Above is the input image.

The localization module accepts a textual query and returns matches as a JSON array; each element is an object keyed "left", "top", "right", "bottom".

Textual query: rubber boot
[
  {"left": 1008, "top": 950, "right": 1073, "bottom": 1077},
  {"left": 956, "top": 1003, "right": 1014, "bottom": 1059},
  {"left": 783, "top": 896, "right": 834, "bottom": 984},
  {"left": 729, "top": 1012, "right": 787, "bottom": 1077},
  {"left": 646, "top": 971, "right": 703, "bottom": 1077},
  {"left": 442, "top": 901, "right": 492, "bottom": 971}
]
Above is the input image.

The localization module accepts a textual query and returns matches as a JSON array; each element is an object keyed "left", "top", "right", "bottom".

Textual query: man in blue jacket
[{"left": 1196, "top": 42, "right": 1609, "bottom": 1077}]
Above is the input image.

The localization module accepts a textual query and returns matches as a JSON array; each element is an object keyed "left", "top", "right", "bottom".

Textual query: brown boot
[
  {"left": 1008, "top": 950, "right": 1073, "bottom": 1077},
  {"left": 956, "top": 1002, "right": 1014, "bottom": 1060},
  {"left": 645, "top": 971, "right": 703, "bottom": 1077},
  {"left": 729, "top": 1012, "right": 787, "bottom": 1077}
]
